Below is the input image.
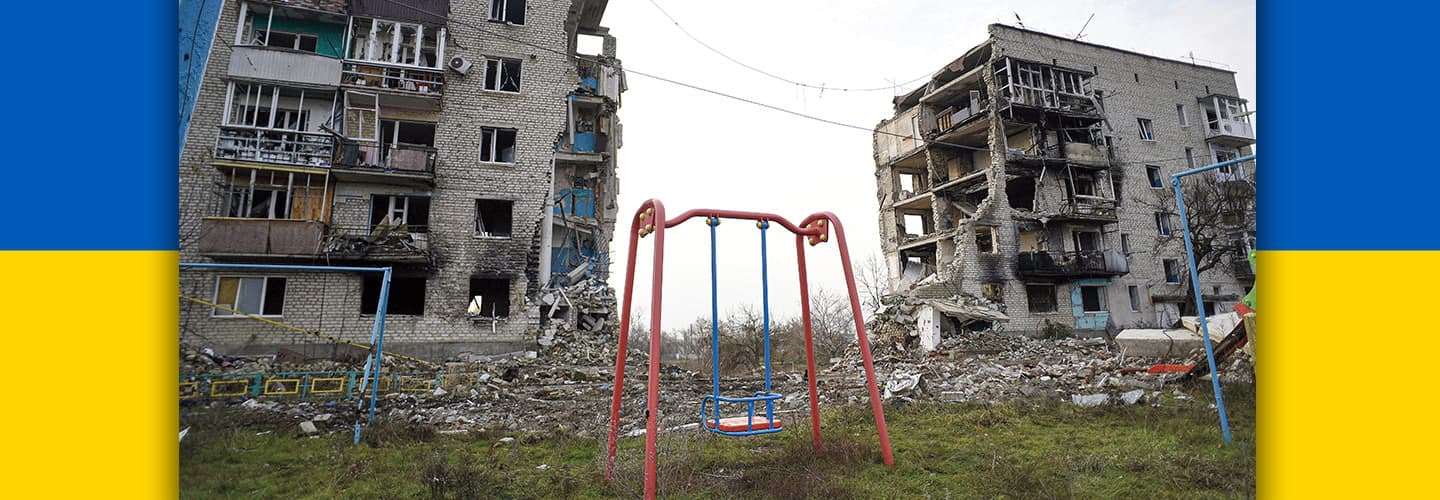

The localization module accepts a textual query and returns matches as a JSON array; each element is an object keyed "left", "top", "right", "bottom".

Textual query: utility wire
[{"left": 643, "top": 0, "right": 932, "bottom": 93}]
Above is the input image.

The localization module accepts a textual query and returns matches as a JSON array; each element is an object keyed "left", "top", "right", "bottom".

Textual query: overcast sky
[{"left": 595, "top": 0, "right": 1257, "bottom": 331}]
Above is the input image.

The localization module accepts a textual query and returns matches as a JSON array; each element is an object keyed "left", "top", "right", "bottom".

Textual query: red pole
[
  {"left": 794, "top": 234, "right": 823, "bottom": 454},
  {"left": 822, "top": 213, "right": 895, "bottom": 466},
  {"left": 643, "top": 201, "right": 666, "bottom": 500},
  {"left": 604, "top": 202, "right": 648, "bottom": 482}
]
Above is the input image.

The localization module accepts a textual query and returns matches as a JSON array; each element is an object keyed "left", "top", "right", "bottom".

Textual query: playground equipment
[{"left": 603, "top": 199, "right": 894, "bottom": 499}]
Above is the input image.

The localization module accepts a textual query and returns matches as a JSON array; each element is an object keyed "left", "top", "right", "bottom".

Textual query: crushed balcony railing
[
  {"left": 214, "top": 127, "right": 334, "bottom": 167},
  {"left": 1017, "top": 250, "right": 1128, "bottom": 278},
  {"left": 342, "top": 62, "right": 444, "bottom": 96},
  {"left": 335, "top": 142, "right": 436, "bottom": 175},
  {"left": 320, "top": 224, "right": 433, "bottom": 263},
  {"left": 1064, "top": 196, "right": 1119, "bottom": 219}
]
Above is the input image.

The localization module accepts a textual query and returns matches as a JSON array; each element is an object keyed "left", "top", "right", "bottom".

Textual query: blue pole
[
  {"left": 1170, "top": 155, "right": 1254, "bottom": 444},
  {"left": 708, "top": 218, "right": 721, "bottom": 423},
  {"left": 758, "top": 221, "right": 772, "bottom": 394},
  {"left": 368, "top": 267, "right": 393, "bottom": 424}
]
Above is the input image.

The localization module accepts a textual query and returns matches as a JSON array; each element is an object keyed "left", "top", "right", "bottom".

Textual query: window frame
[
  {"left": 483, "top": 56, "right": 524, "bottom": 93},
  {"left": 1176, "top": 104, "right": 1189, "bottom": 128},
  {"left": 212, "top": 276, "right": 287, "bottom": 317},
  {"left": 468, "top": 277, "right": 513, "bottom": 318},
  {"left": 478, "top": 126, "right": 519, "bottom": 164},
  {"left": 1079, "top": 285, "right": 1108, "bottom": 313},
  {"left": 474, "top": 199, "right": 515, "bottom": 237},
  {"left": 1163, "top": 259, "right": 1182, "bottom": 283},
  {"left": 1155, "top": 212, "right": 1173, "bottom": 236},
  {"left": 1025, "top": 284, "right": 1057, "bottom": 313},
  {"left": 1137, "top": 118, "right": 1155, "bottom": 141},
  {"left": 1128, "top": 285, "right": 1142, "bottom": 312},
  {"left": 488, "top": 0, "right": 527, "bottom": 25},
  {"left": 1146, "top": 165, "right": 1163, "bottom": 189}
]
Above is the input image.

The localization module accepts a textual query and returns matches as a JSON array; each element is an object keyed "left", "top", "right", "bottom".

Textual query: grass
[{"left": 181, "top": 383, "right": 1254, "bottom": 499}]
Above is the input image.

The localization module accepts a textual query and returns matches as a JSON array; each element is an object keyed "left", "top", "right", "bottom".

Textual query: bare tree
[
  {"left": 808, "top": 287, "right": 859, "bottom": 361},
  {"left": 855, "top": 253, "right": 889, "bottom": 314},
  {"left": 1144, "top": 168, "right": 1256, "bottom": 314}
]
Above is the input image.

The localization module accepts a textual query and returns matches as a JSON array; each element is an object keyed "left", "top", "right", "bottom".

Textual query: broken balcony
[
  {"left": 576, "top": 58, "right": 624, "bottom": 102},
  {"left": 342, "top": 15, "right": 447, "bottom": 97},
  {"left": 995, "top": 58, "right": 1101, "bottom": 122},
  {"left": 1059, "top": 196, "right": 1119, "bottom": 222},
  {"left": 197, "top": 218, "right": 325, "bottom": 258},
  {"left": 214, "top": 127, "right": 335, "bottom": 168},
  {"left": 320, "top": 224, "right": 433, "bottom": 264},
  {"left": 342, "top": 62, "right": 444, "bottom": 96},
  {"left": 921, "top": 64, "right": 989, "bottom": 143},
  {"left": 331, "top": 142, "right": 436, "bottom": 186},
  {"left": 1016, "top": 251, "right": 1128, "bottom": 279},
  {"left": 228, "top": 45, "right": 342, "bottom": 87},
  {"left": 1201, "top": 94, "right": 1255, "bottom": 146},
  {"left": 558, "top": 95, "right": 612, "bottom": 159}
]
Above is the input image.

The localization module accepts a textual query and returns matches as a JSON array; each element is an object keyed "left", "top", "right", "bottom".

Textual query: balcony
[
  {"left": 1205, "top": 120, "right": 1255, "bottom": 147},
  {"left": 214, "top": 126, "right": 334, "bottom": 168},
  {"left": 1201, "top": 94, "right": 1255, "bottom": 147},
  {"left": 228, "top": 46, "right": 341, "bottom": 87},
  {"left": 342, "top": 61, "right": 444, "bottom": 97},
  {"left": 554, "top": 188, "right": 596, "bottom": 219},
  {"left": 331, "top": 143, "right": 436, "bottom": 186},
  {"left": 320, "top": 225, "right": 432, "bottom": 264},
  {"left": 1017, "top": 251, "right": 1128, "bottom": 279},
  {"left": 197, "top": 218, "right": 324, "bottom": 258},
  {"left": 1060, "top": 196, "right": 1119, "bottom": 222},
  {"left": 576, "top": 59, "right": 623, "bottom": 102}
]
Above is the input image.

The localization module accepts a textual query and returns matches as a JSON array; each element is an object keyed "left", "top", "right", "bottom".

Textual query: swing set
[{"left": 603, "top": 199, "right": 895, "bottom": 499}]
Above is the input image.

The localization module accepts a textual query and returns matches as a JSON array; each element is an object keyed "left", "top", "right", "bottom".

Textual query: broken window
[
  {"left": 1163, "top": 259, "right": 1182, "bottom": 283},
  {"left": 1026, "top": 284, "right": 1056, "bottom": 313},
  {"left": 1137, "top": 118, "right": 1155, "bottom": 141},
  {"left": 902, "top": 213, "right": 929, "bottom": 237},
  {"left": 1128, "top": 285, "right": 1142, "bottom": 312},
  {"left": 1073, "top": 176, "right": 1096, "bottom": 196},
  {"left": 218, "top": 168, "right": 325, "bottom": 220},
  {"left": 489, "top": 0, "right": 526, "bottom": 25},
  {"left": 370, "top": 195, "right": 431, "bottom": 233},
  {"left": 1185, "top": 147, "right": 1195, "bottom": 169},
  {"left": 361, "top": 275, "right": 426, "bottom": 315},
  {"left": 1155, "top": 212, "right": 1173, "bottom": 236},
  {"left": 214, "top": 276, "right": 286, "bottom": 316},
  {"left": 1120, "top": 233, "right": 1131, "bottom": 255},
  {"left": 348, "top": 18, "right": 445, "bottom": 68},
  {"left": 1212, "top": 146, "right": 1243, "bottom": 178},
  {"left": 475, "top": 199, "right": 514, "bottom": 237},
  {"left": 468, "top": 277, "right": 512, "bottom": 317},
  {"left": 1176, "top": 104, "right": 1188, "bottom": 128},
  {"left": 479, "top": 127, "right": 518, "bottom": 163},
  {"left": 1111, "top": 177, "right": 1123, "bottom": 205},
  {"left": 260, "top": 30, "right": 319, "bottom": 52},
  {"left": 982, "top": 283, "right": 1004, "bottom": 303},
  {"left": 1080, "top": 286, "right": 1107, "bottom": 312},
  {"left": 1007, "top": 178, "right": 1036, "bottom": 210},
  {"left": 344, "top": 91, "right": 379, "bottom": 141},
  {"left": 1073, "top": 231, "right": 1101, "bottom": 252},
  {"left": 975, "top": 227, "right": 997, "bottom": 254},
  {"left": 484, "top": 57, "right": 523, "bottom": 92},
  {"left": 1019, "top": 230, "right": 1047, "bottom": 252}
]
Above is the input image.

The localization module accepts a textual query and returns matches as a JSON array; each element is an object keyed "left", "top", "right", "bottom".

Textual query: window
[
  {"left": 1146, "top": 166, "right": 1163, "bottom": 189},
  {"left": 371, "top": 195, "right": 431, "bottom": 232},
  {"left": 484, "top": 57, "right": 523, "bottom": 92},
  {"left": 975, "top": 226, "right": 997, "bottom": 254},
  {"left": 475, "top": 199, "right": 514, "bottom": 237},
  {"left": 361, "top": 275, "right": 425, "bottom": 315},
  {"left": 1213, "top": 146, "right": 1242, "bottom": 178},
  {"left": 344, "top": 91, "right": 379, "bottom": 140},
  {"left": 469, "top": 277, "right": 512, "bottom": 317},
  {"left": 225, "top": 187, "right": 290, "bottom": 219},
  {"left": 489, "top": 0, "right": 526, "bottom": 25},
  {"left": 1121, "top": 233, "right": 1131, "bottom": 254},
  {"left": 217, "top": 168, "right": 326, "bottom": 220},
  {"left": 1185, "top": 147, "right": 1195, "bottom": 168},
  {"left": 347, "top": 18, "right": 444, "bottom": 68},
  {"left": 1163, "top": 259, "right": 1182, "bottom": 283},
  {"left": 479, "top": 127, "right": 518, "bottom": 163},
  {"left": 1137, "top": 118, "right": 1154, "bottom": 141},
  {"left": 1073, "top": 231, "right": 1101, "bottom": 252},
  {"left": 1111, "top": 177, "right": 1123, "bottom": 205},
  {"left": 1176, "top": 104, "right": 1189, "bottom": 127},
  {"left": 260, "top": 30, "right": 319, "bottom": 52},
  {"left": 1026, "top": 285, "right": 1056, "bottom": 313},
  {"left": 1155, "top": 212, "right": 1173, "bottom": 236},
  {"left": 1128, "top": 286, "right": 1142, "bottom": 312},
  {"left": 214, "top": 277, "right": 286, "bottom": 316},
  {"left": 1080, "top": 286, "right": 1107, "bottom": 313}
]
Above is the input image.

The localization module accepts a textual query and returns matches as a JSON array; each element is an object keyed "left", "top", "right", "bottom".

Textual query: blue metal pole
[
  {"left": 759, "top": 221, "right": 772, "bottom": 394},
  {"left": 180, "top": 262, "right": 393, "bottom": 273},
  {"left": 368, "top": 267, "right": 393, "bottom": 424},
  {"left": 709, "top": 218, "right": 721, "bottom": 423},
  {"left": 1171, "top": 155, "right": 1251, "bottom": 444}
]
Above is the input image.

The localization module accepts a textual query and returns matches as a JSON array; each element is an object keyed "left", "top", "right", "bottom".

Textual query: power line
[{"left": 642, "top": 0, "right": 932, "bottom": 93}]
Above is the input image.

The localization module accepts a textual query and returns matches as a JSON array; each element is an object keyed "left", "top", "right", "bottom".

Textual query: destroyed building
[
  {"left": 873, "top": 24, "right": 1255, "bottom": 338},
  {"left": 178, "top": 0, "right": 624, "bottom": 359}
]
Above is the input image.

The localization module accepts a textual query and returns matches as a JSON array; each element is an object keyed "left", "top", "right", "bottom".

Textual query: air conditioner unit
[{"left": 448, "top": 56, "right": 473, "bottom": 75}]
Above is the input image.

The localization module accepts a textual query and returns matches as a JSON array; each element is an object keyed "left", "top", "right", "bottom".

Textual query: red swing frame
[{"left": 602, "top": 199, "right": 895, "bottom": 499}]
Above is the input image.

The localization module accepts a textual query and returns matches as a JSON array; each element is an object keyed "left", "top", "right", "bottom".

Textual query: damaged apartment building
[
  {"left": 873, "top": 24, "right": 1255, "bottom": 340},
  {"left": 178, "top": 0, "right": 625, "bottom": 359}
]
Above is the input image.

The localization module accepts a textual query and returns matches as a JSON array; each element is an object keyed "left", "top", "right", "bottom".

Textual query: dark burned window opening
[
  {"left": 480, "top": 127, "right": 518, "bottom": 163},
  {"left": 489, "top": 0, "right": 526, "bottom": 25},
  {"left": 975, "top": 226, "right": 998, "bottom": 254},
  {"left": 484, "top": 57, "right": 523, "bottom": 92},
  {"left": 361, "top": 275, "right": 426, "bottom": 315},
  {"left": 469, "top": 277, "right": 511, "bottom": 318},
  {"left": 475, "top": 199, "right": 514, "bottom": 237},
  {"left": 370, "top": 195, "right": 431, "bottom": 233},
  {"left": 1129, "top": 285, "right": 1142, "bottom": 312},
  {"left": 1080, "top": 286, "right": 1107, "bottom": 313},
  {"left": 1026, "top": 284, "right": 1056, "bottom": 313}
]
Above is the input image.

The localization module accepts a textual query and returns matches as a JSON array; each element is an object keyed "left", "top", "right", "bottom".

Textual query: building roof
[{"left": 989, "top": 23, "right": 1237, "bottom": 74}]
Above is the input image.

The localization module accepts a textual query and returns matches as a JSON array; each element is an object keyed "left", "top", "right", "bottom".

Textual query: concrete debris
[
  {"left": 882, "top": 372, "right": 922, "bottom": 399},
  {"left": 299, "top": 421, "right": 318, "bottom": 434},
  {"left": 180, "top": 427, "right": 190, "bottom": 442},
  {"left": 1120, "top": 389, "right": 1145, "bottom": 405},
  {"left": 1071, "top": 393, "right": 1110, "bottom": 407},
  {"left": 536, "top": 464, "right": 550, "bottom": 471}
]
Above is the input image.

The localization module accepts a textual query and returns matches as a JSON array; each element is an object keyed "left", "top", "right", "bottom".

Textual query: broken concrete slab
[
  {"left": 1180, "top": 312, "right": 1241, "bottom": 342},
  {"left": 1119, "top": 389, "right": 1145, "bottom": 405},
  {"left": 1071, "top": 393, "right": 1109, "bottom": 407},
  {"left": 1115, "top": 329, "right": 1203, "bottom": 358},
  {"left": 299, "top": 421, "right": 318, "bottom": 434}
]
